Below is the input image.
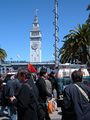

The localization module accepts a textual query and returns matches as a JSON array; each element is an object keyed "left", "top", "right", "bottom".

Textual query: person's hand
[
  {"left": 9, "top": 96, "right": 16, "bottom": 102},
  {"left": 58, "top": 95, "right": 63, "bottom": 100}
]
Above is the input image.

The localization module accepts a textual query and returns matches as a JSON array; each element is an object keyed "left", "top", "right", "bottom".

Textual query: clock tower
[{"left": 30, "top": 15, "right": 42, "bottom": 62}]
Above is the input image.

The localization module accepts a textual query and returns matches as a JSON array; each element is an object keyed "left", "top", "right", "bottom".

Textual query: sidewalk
[
  {"left": 49, "top": 107, "right": 62, "bottom": 120},
  {"left": 0, "top": 107, "right": 62, "bottom": 120},
  {"left": 0, "top": 116, "right": 9, "bottom": 120}
]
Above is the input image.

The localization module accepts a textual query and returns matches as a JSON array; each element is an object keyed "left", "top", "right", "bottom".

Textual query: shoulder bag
[{"left": 74, "top": 84, "right": 89, "bottom": 102}]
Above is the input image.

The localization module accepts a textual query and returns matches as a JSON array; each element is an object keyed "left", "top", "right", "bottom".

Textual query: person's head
[
  {"left": 17, "top": 68, "right": 25, "bottom": 82},
  {"left": 17, "top": 67, "right": 31, "bottom": 82},
  {"left": 71, "top": 70, "right": 83, "bottom": 83},
  {"left": 50, "top": 71, "right": 55, "bottom": 76},
  {"left": 39, "top": 67, "right": 47, "bottom": 78}
]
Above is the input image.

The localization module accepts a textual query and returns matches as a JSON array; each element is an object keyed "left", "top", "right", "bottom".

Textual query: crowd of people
[
  {"left": 0, "top": 65, "right": 90, "bottom": 120},
  {"left": 0, "top": 65, "right": 60, "bottom": 120}
]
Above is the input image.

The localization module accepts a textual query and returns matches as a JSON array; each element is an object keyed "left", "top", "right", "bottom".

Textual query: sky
[{"left": 0, "top": 0, "right": 90, "bottom": 62}]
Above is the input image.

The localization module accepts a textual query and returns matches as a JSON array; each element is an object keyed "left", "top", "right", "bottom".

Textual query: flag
[{"left": 28, "top": 64, "right": 37, "bottom": 73}]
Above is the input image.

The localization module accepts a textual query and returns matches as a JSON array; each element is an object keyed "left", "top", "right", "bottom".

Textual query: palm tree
[
  {"left": 86, "top": 4, "right": 90, "bottom": 59},
  {"left": 59, "top": 24, "right": 90, "bottom": 64},
  {"left": 86, "top": 4, "right": 90, "bottom": 24},
  {"left": 59, "top": 36, "right": 77, "bottom": 63},
  {"left": 0, "top": 48, "right": 7, "bottom": 63},
  {"left": 85, "top": 4, "right": 90, "bottom": 72}
]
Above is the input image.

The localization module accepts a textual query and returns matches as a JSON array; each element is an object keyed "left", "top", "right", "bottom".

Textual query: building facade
[{"left": 30, "top": 15, "right": 42, "bottom": 62}]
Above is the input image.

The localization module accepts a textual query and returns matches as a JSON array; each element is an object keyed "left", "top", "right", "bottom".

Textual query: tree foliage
[
  {"left": 59, "top": 24, "right": 90, "bottom": 64},
  {"left": 59, "top": 5, "right": 90, "bottom": 64},
  {"left": 0, "top": 48, "right": 7, "bottom": 62}
]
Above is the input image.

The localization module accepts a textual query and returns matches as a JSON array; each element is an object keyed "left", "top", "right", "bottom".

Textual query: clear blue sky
[{"left": 0, "top": 0, "right": 90, "bottom": 62}]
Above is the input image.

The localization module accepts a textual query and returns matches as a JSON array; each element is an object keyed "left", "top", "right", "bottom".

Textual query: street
[
  {"left": 0, "top": 107, "right": 62, "bottom": 120},
  {"left": 49, "top": 107, "right": 62, "bottom": 120}
]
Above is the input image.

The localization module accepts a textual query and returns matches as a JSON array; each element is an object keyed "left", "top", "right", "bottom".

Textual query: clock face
[{"left": 31, "top": 43, "right": 38, "bottom": 50}]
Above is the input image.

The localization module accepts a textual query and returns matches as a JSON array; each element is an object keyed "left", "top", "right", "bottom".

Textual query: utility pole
[{"left": 53, "top": 0, "right": 59, "bottom": 66}]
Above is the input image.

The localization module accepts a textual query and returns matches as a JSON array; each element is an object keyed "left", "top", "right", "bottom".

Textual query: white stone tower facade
[{"left": 30, "top": 15, "right": 42, "bottom": 62}]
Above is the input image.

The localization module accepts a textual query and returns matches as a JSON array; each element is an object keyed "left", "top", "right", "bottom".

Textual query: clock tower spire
[{"left": 30, "top": 15, "right": 42, "bottom": 62}]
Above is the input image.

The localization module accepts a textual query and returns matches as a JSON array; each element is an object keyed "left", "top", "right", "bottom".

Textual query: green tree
[
  {"left": 86, "top": 4, "right": 90, "bottom": 61},
  {"left": 59, "top": 24, "right": 90, "bottom": 64},
  {"left": 86, "top": 4, "right": 90, "bottom": 24},
  {"left": 0, "top": 48, "right": 7, "bottom": 63}
]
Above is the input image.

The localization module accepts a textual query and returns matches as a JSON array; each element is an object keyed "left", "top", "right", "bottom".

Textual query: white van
[
  {"left": 57, "top": 64, "right": 89, "bottom": 78},
  {"left": 57, "top": 64, "right": 90, "bottom": 91}
]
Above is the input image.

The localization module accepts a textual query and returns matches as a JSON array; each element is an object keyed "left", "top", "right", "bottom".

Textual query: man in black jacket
[
  {"left": 16, "top": 68, "right": 39, "bottom": 120},
  {"left": 36, "top": 67, "right": 52, "bottom": 120},
  {"left": 62, "top": 70, "right": 90, "bottom": 120}
]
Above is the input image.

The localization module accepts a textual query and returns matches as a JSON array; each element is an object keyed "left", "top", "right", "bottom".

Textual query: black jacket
[
  {"left": 36, "top": 77, "right": 51, "bottom": 103},
  {"left": 63, "top": 82, "right": 90, "bottom": 120},
  {"left": 17, "top": 82, "right": 38, "bottom": 120}
]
